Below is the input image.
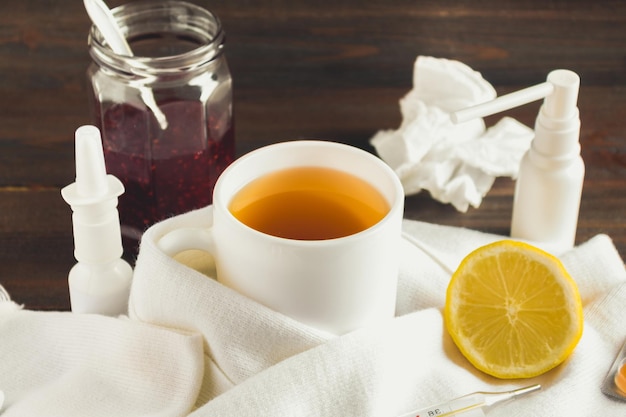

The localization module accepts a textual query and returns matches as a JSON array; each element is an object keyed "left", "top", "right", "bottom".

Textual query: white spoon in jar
[{"left": 83, "top": 0, "right": 168, "bottom": 129}]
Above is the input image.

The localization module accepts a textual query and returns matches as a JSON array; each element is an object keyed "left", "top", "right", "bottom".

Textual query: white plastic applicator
[
  {"left": 61, "top": 125, "right": 133, "bottom": 315},
  {"left": 452, "top": 69, "right": 583, "bottom": 253}
]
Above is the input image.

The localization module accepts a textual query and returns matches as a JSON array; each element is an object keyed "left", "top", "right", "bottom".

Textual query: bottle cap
[
  {"left": 61, "top": 125, "right": 125, "bottom": 263},
  {"left": 544, "top": 70, "right": 580, "bottom": 120}
]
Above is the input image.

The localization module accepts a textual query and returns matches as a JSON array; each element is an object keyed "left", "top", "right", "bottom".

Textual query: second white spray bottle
[{"left": 453, "top": 69, "right": 583, "bottom": 253}]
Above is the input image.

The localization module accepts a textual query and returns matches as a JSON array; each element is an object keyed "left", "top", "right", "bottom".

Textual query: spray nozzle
[
  {"left": 75, "top": 125, "right": 110, "bottom": 199},
  {"left": 451, "top": 69, "right": 580, "bottom": 123},
  {"left": 62, "top": 125, "right": 123, "bottom": 207}
]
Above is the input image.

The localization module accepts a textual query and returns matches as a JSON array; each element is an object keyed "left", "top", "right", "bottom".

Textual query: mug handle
[{"left": 157, "top": 227, "right": 216, "bottom": 257}]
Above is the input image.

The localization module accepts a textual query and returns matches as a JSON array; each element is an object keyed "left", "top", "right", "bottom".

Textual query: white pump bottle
[
  {"left": 452, "top": 70, "right": 583, "bottom": 254},
  {"left": 61, "top": 125, "right": 133, "bottom": 315}
]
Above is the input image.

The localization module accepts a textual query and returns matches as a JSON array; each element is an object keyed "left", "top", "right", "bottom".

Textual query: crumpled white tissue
[{"left": 371, "top": 56, "right": 534, "bottom": 212}]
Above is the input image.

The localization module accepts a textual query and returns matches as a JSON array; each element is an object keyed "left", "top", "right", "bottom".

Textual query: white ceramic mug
[{"left": 158, "top": 140, "right": 404, "bottom": 335}]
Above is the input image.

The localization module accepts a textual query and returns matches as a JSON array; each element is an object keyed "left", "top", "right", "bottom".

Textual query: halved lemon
[{"left": 444, "top": 240, "right": 583, "bottom": 379}]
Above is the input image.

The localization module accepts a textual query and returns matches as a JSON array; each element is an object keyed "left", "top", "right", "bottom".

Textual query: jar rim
[{"left": 88, "top": 0, "right": 225, "bottom": 76}]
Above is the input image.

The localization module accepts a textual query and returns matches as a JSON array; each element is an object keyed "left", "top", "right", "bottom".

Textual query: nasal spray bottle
[
  {"left": 452, "top": 70, "right": 583, "bottom": 254},
  {"left": 61, "top": 125, "right": 133, "bottom": 315}
]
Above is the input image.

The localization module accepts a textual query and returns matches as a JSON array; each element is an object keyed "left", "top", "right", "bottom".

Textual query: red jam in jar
[{"left": 87, "top": 1, "right": 234, "bottom": 256}]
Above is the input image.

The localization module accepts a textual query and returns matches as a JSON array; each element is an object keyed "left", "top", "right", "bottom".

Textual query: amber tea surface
[{"left": 229, "top": 167, "right": 389, "bottom": 240}]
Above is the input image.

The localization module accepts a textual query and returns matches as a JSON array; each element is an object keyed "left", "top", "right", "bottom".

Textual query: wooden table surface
[{"left": 1, "top": 0, "right": 625, "bottom": 311}]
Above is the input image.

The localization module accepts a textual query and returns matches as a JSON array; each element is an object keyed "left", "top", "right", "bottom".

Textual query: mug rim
[{"left": 213, "top": 140, "right": 404, "bottom": 246}]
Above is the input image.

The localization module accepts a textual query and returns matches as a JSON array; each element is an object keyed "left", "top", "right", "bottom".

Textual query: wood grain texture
[{"left": 0, "top": 0, "right": 624, "bottom": 310}]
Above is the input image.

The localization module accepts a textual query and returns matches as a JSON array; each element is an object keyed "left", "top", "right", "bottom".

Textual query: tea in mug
[{"left": 229, "top": 166, "right": 389, "bottom": 240}]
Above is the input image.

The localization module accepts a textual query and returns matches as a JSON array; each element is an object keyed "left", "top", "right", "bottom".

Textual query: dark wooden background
[{"left": 1, "top": 0, "right": 625, "bottom": 310}]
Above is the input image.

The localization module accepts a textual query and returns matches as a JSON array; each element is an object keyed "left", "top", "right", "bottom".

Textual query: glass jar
[{"left": 87, "top": 0, "right": 234, "bottom": 256}]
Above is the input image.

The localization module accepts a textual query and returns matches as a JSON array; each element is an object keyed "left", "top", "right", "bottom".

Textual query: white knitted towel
[{"left": 1, "top": 206, "right": 625, "bottom": 416}]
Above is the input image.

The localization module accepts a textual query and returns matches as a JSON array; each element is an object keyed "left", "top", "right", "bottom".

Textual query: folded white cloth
[
  {"left": 0, "top": 305, "right": 204, "bottom": 416},
  {"left": 1, "top": 206, "right": 625, "bottom": 416},
  {"left": 371, "top": 56, "right": 534, "bottom": 212}
]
